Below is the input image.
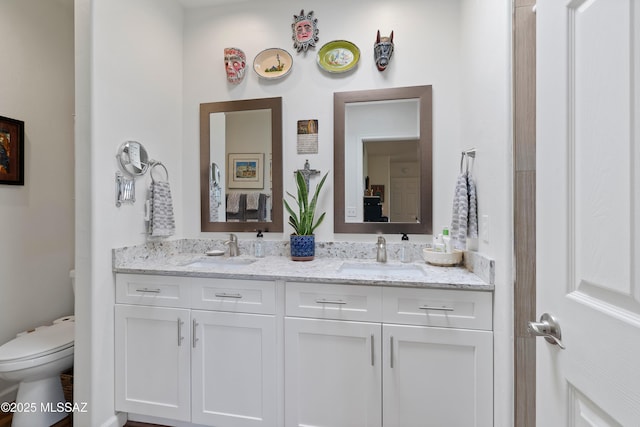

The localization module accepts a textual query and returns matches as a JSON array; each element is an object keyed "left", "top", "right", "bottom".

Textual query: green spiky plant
[{"left": 284, "top": 170, "right": 329, "bottom": 235}]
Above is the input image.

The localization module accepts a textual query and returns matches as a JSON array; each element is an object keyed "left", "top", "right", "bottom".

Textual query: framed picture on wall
[
  {"left": 228, "top": 153, "right": 264, "bottom": 189},
  {"left": 0, "top": 116, "right": 25, "bottom": 185}
]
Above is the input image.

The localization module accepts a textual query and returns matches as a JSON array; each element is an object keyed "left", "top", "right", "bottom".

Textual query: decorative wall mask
[
  {"left": 292, "top": 10, "right": 319, "bottom": 52},
  {"left": 224, "top": 47, "right": 247, "bottom": 84},
  {"left": 374, "top": 30, "right": 394, "bottom": 71}
]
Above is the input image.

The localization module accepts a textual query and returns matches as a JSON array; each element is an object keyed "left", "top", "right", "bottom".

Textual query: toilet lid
[{"left": 0, "top": 321, "right": 74, "bottom": 362}]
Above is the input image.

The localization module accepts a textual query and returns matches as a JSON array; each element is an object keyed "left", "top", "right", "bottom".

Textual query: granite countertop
[{"left": 113, "top": 240, "right": 493, "bottom": 291}]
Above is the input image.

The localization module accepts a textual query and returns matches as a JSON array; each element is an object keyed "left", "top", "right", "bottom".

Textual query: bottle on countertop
[
  {"left": 254, "top": 230, "right": 265, "bottom": 258},
  {"left": 433, "top": 232, "right": 445, "bottom": 253},
  {"left": 400, "top": 233, "right": 411, "bottom": 263},
  {"left": 442, "top": 227, "right": 452, "bottom": 253}
]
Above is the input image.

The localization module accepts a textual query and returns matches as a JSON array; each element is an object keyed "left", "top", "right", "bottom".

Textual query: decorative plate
[
  {"left": 253, "top": 48, "right": 293, "bottom": 79},
  {"left": 317, "top": 40, "right": 360, "bottom": 73}
]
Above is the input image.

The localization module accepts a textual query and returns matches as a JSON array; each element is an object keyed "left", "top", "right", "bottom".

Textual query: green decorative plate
[{"left": 317, "top": 40, "right": 360, "bottom": 73}]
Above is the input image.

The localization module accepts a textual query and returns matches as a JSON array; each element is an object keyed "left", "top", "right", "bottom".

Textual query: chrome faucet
[
  {"left": 224, "top": 233, "right": 239, "bottom": 257},
  {"left": 376, "top": 236, "right": 387, "bottom": 263}
]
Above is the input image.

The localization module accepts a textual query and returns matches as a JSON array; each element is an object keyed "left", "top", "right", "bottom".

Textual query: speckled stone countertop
[{"left": 113, "top": 239, "right": 494, "bottom": 291}]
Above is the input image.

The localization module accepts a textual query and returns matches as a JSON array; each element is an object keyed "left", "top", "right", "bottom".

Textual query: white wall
[
  {"left": 459, "top": 1, "right": 514, "bottom": 426},
  {"left": 78, "top": 0, "right": 513, "bottom": 425},
  {"left": 0, "top": 0, "right": 74, "bottom": 400},
  {"left": 75, "top": 0, "right": 184, "bottom": 425}
]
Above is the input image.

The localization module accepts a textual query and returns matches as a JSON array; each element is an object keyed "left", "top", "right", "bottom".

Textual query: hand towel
[
  {"left": 226, "top": 191, "right": 241, "bottom": 214},
  {"left": 149, "top": 180, "right": 175, "bottom": 237},
  {"left": 246, "top": 192, "right": 260, "bottom": 211},
  {"left": 209, "top": 186, "right": 219, "bottom": 222},
  {"left": 467, "top": 173, "right": 478, "bottom": 239},
  {"left": 450, "top": 172, "right": 469, "bottom": 249},
  {"left": 258, "top": 193, "right": 268, "bottom": 221}
]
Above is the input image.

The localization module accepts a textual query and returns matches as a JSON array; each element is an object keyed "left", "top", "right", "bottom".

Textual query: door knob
[{"left": 528, "top": 313, "right": 565, "bottom": 349}]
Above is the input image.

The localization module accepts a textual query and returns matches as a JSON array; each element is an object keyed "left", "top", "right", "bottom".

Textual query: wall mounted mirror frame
[
  {"left": 200, "top": 97, "right": 283, "bottom": 232},
  {"left": 334, "top": 86, "right": 432, "bottom": 234}
]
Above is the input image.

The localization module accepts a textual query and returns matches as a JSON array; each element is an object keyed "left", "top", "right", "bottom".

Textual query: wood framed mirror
[
  {"left": 334, "top": 86, "right": 432, "bottom": 234},
  {"left": 200, "top": 97, "right": 283, "bottom": 232}
]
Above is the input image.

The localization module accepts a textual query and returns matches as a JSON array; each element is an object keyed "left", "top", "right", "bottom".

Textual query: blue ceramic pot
[{"left": 290, "top": 235, "right": 315, "bottom": 261}]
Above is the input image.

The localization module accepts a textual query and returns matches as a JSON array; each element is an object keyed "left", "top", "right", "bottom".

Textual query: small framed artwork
[
  {"left": 296, "top": 119, "right": 318, "bottom": 154},
  {"left": 0, "top": 116, "right": 25, "bottom": 185},
  {"left": 228, "top": 153, "right": 264, "bottom": 189}
]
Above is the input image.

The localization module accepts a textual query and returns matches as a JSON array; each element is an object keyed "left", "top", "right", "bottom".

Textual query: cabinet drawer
[
  {"left": 286, "top": 282, "right": 382, "bottom": 322},
  {"left": 115, "top": 274, "right": 191, "bottom": 308},
  {"left": 191, "top": 278, "right": 276, "bottom": 314},
  {"left": 382, "top": 287, "right": 492, "bottom": 330}
]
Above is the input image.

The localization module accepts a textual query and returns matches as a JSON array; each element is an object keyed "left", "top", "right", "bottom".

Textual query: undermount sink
[
  {"left": 185, "top": 257, "right": 256, "bottom": 268},
  {"left": 338, "top": 262, "right": 427, "bottom": 278}
]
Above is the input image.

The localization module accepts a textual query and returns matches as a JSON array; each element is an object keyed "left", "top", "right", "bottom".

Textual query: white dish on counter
[{"left": 422, "top": 248, "right": 463, "bottom": 266}]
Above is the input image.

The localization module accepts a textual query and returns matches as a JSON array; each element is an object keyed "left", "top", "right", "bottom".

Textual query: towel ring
[{"left": 150, "top": 161, "right": 169, "bottom": 182}]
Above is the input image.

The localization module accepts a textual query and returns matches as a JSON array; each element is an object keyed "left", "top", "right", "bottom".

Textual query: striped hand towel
[
  {"left": 467, "top": 173, "right": 478, "bottom": 239},
  {"left": 450, "top": 172, "right": 469, "bottom": 249},
  {"left": 149, "top": 181, "right": 175, "bottom": 237}
]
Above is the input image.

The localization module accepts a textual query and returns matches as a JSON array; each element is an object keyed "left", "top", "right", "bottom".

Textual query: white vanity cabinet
[
  {"left": 114, "top": 270, "right": 493, "bottom": 427},
  {"left": 381, "top": 287, "right": 493, "bottom": 427},
  {"left": 284, "top": 281, "right": 493, "bottom": 427},
  {"left": 115, "top": 273, "right": 278, "bottom": 427},
  {"left": 284, "top": 283, "right": 384, "bottom": 427},
  {"left": 115, "top": 304, "right": 192, "bottom": 421}
]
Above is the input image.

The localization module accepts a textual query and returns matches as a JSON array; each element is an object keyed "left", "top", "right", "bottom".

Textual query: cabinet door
[
  {"left": 191, "top": 310, "right": 277, "bottom": 427},
  {"left": 114, "top": 304, "right": 191, "bottom": 421},
  {"left": 382, "top": 324, "right": 493, "bottom": 427},
  {"left": 284, "top": 317, "right": 382, "bottom": 427}
]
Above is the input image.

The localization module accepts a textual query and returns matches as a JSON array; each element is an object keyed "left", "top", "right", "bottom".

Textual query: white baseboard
[
  {"left": 100, "top": 412, "right": 127, "bottom": 427},
  {"left": 128, "top": 412, "right": 209, "bottom": 427}
]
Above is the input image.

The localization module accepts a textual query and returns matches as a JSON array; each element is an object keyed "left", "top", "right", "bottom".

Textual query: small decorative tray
[
  {"left": 253, "top": 48, "right": 293, "bottom": 80},
  {"left": 422, "top": 248, "right": 463, "bottom": 267},
  {"left": 317, "top": 40, "right": 360, "bottom": 73}
]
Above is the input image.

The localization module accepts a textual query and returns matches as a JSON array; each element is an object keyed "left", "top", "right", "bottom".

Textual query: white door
[
  {"left": 284, "top": 317, "right": 382, "bottom": 427},
  {"left": 191, "top": 310, "right": 277, "bottom": 427},
  {"left": 390, "top": 177, "right": 419, "bottom": 222},
  {"left": 114, "top": 304, "right": 191, "bottom": 421},
  {"left": 382, "top": 324, "right": 493, "bottom": 427},
  {"left": 536, "top": 1, "right": 640, "bottom": 425}
]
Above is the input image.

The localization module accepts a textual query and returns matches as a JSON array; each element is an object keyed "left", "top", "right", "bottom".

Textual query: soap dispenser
[
  {"left": 442, "top": 227, "right": 452, "bottom": 253},
  {"left": 254, "top": 230, "right": 265, "bottom": 258},
  {"left": 400, "top": 233, "right": 411, "bottom": 263}
]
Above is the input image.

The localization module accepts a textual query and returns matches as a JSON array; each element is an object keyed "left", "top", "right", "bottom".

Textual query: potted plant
[{"left": 284, "top": 170, "right": 328, "bottom": 261}]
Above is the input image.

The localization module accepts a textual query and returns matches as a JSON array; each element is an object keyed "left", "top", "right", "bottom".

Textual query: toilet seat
[{"left": 0, "top": 321, "right": 74, "bottom": 364}]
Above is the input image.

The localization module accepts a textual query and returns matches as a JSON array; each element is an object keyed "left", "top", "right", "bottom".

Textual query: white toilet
[{"left": 0, "top": 272, "right": 75, "bottom": 427}]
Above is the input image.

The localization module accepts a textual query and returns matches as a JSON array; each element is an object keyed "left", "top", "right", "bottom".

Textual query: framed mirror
[
  {"left": 200, "top": 97, "right": 283, "bottom": 232},
  {"left": 334, "top": 86, "right": 432, "bottom": 234}
]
